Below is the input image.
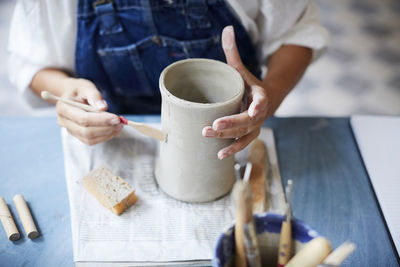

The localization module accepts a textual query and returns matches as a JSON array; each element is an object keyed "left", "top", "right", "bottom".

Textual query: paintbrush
[
  {"left": 41, "top": 91, "right": 167, "bottom": 142},
  {"left": 232, "top": 163, "right": 262, "bottom": 267},
  {"left": 277, "top": 179, "right": 293, "bottom": 267}
]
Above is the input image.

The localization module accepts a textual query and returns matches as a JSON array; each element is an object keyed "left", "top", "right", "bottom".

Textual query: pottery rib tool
[
  {"left": 321, "top": 241, "right": 356, "bottom": 266},
  {"left": 247, "top": 138, "right": 269, "bottom": 213},
  {"left": 41, "top": 91, "right": 167, "bottom": 142},
  {"left": 277, "top": 180, "right": 293, "bottom": 267},
  {"left": 13, "top": 195, "right": 39, "bottom": 239},
  {"left": 0, "top": 197, "right": 20, "bottom": 241},
  {"left": 285, "top": 236, "right": 332, "bottom": 267}
]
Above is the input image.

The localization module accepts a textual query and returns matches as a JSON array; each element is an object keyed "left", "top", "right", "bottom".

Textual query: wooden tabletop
[{"left": 0, "top": 116, "right": 398, "bottom": 266}]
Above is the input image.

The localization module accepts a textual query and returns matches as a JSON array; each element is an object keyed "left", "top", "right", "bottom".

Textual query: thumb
[
  {"left": 222, "top": 26, "right": 256, "bottom": 86},
  {"left": 222, "top": 26, "right": 243, "bottom": 70},
  {"left": 81, "top": 86, "right": 108, "bottom": 111}
]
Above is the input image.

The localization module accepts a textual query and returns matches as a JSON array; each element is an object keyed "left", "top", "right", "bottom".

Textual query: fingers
[
  {"left": 217, "top": 128, "right": 261, "bottom": 160},
  {"left": 70, "top": 128, "right": 122, "bottom": 146},
  {"left": 202, "top": 120, "right": 263, "bottom": 139},
  {"left": 56, "top": 101, "right": 120, "bottom": 127},
  {"left": 59, "top": 115, "right": 123, "bottom": 145},
  {"left": 248, "top": 85, "right": 268, "bottom": 118},
  {"left": 80, "top": 86, "right": 108, "bottom": 111},
  {"left": 62, "top": 79, "right": 108, "bottom": 111},
  {"left": 222, "top": 26, "right": 258, "bottom": 86}
]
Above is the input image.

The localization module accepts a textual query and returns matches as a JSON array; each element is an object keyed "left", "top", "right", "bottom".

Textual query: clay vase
[{"left": 155, "top": 58, "right": 244, "bottom": 202}]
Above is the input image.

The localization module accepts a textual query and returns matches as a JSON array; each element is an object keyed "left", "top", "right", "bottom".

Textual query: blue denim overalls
[{"left": 75, "top": 0, "right": 261, "bottom": 114}]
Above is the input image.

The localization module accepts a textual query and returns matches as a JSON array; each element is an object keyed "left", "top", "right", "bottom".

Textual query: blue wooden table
[{"left": 0, "top": 116, "right": 398, "bottom": 267}]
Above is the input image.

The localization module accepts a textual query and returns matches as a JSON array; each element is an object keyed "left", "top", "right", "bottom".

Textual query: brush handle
[
  {"left": 40, "top": 91, "right": 99, "bottom": 112},
  {"left": 277, "top": 220, "right": 292, "bottom": 266}
]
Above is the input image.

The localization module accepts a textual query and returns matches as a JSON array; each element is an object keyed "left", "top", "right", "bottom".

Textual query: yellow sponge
[{"left": 82, "top": 166, "right": 137, "bottom": 215}]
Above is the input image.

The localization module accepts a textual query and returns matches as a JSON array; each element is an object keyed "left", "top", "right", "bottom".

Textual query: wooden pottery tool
[
  {"left": 13, "top": 195, "right": 39, "bottom": 239},
  {"left": 0, "top": 197, "right": 20, "bottom": 241},
  {"left": 247, "top": 139, "right": 269, "bottom": 213},
  {"left": 285, "top": 236, "right": 332, "bottom": 267},
  {"left": 277, "top": 179, "right": 293, "bottom": 267},
  {"left": 320, "top": 241, "right": 356, "bottom": 266},
  {"left": 41, "top": 91, "right": 166, "bottom": 142},
  {"left": 232, "top": 163, "right": 262, "bottom": 267},
  {"left": 233, "top": 179, "right": 249, "bottom": 267}
]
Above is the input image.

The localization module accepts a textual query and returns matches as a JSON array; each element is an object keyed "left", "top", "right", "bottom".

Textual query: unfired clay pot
[{"left": 155, "top": 58, "right": 244, "bottom": 202}]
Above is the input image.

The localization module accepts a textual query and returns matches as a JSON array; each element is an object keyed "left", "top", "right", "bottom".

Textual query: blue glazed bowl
[{"left": 213, "top": 213, "right": 319, "bottom": 267}]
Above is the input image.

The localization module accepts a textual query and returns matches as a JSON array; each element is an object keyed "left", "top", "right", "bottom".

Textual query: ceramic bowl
[{"left": 213, "top": 213, "right": 319, "bottom": 267}]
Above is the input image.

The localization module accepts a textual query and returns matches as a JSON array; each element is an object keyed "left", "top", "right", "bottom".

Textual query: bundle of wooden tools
[{"left": 232, "top": 139, "right": 355, "bottom": 267}]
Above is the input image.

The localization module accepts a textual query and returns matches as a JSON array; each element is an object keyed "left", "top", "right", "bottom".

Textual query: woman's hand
[
  {"left": 202, "top": 26, "right": 272, "bottom": 160},
  {"left": 55, "top": 78, "right": 123, "bottom": 145},
  {"left": 202, "top": 26, "right": 312, "bottom": 159}
]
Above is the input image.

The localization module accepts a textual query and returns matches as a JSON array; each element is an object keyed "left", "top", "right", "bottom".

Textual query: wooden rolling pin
[
  {"left": 41, "top": 91, "right": 167, "bottom": 142},
  {"left": 285, "top": 236, "right": 332, "bottom": 267},
  {"left": 247, "top": 139, "right": 269, "bottom": 213}
]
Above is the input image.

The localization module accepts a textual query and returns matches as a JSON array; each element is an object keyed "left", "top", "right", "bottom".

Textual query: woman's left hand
[{"left": 202, "top": 26, "right": 273, "bottom": 160}]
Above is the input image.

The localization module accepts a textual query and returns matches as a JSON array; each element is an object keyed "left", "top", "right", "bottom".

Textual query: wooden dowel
[
  {"left": 13, "top": 195, "right": 39, "bottom": 239},
  {"left": 0, "top": 197, "right": 20, "bottom": 241}
]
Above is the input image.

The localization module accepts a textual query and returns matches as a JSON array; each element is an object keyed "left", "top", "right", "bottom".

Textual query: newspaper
[{"left": 61, "top": 125, "right": 285, "bottom": 266}]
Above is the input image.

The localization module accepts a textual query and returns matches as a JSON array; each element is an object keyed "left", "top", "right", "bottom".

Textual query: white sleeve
[
  {"left": 258, "top": 0, "right": 330, "bottom": 64},
  {"left": 8, "top": 0, "right": 76, "bottom": 108}
]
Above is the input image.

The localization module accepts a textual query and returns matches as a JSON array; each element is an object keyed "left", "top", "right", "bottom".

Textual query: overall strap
[{"left": 93, "top": 0, "right": 123, "bottom": 35}]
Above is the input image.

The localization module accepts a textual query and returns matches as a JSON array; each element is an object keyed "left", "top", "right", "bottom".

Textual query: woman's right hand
[{"left": 56, "top": 77, "right": 123, "bottom": 145}]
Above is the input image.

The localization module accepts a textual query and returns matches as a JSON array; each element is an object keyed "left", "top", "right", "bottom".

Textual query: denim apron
[{"left": 75, "top": 0, "right": 261, "bottom": 114}]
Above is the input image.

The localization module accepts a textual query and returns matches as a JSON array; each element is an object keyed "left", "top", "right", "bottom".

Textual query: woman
[{"left": 8, "top": 0, "right": 329, "bottom": 159}]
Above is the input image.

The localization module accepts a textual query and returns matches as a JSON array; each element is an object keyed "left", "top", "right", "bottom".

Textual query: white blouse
[{"left": 8, "top": 0, "right": 329, "bottom": 106}]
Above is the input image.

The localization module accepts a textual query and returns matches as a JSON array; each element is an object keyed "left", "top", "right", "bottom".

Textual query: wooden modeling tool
[
  {"left": 247, "top": 139, "right": 269, "bottom": 213},
  {"left": 41, "top": 91, "right": 167, "bottom": 142},
  {"left": 118, "top": 116, "right": 166, "bottom": 142},
  {"left": 41, "top": 91, "right": 99, "bottom": 112},
  {"left": 13, "top": 195, "right": 39, "bottom": 239},
  {"left": 285, "top": 236, "right": 332, "bottom": 267},
  {"left": 277, "top": 179, "right": 293, "bottom": 266},
  {"left": 233, "top": 163, "right": 262, "bottom": 267},
  {"left": 0, "top": 197, "right": 20, "bottom": 241},
  {"left": 320, "top": 241, "right": 356, "bottom": 266},
  {"left": 233, "top": 179, "right": 248, "bottom": 267}
]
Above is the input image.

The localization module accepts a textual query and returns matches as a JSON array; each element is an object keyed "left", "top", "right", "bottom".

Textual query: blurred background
[{"left": 0, "top": 0, "right": 399, "bottom": 116}]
